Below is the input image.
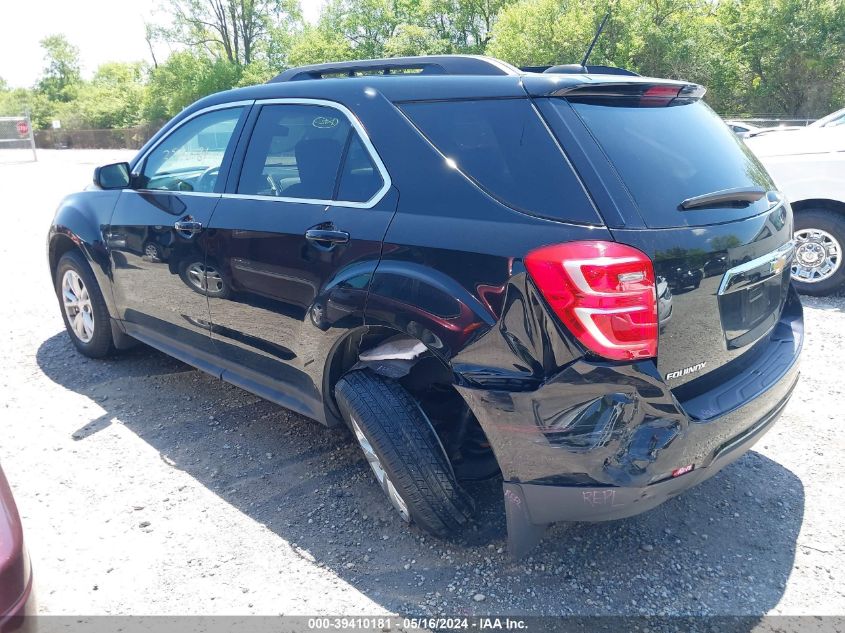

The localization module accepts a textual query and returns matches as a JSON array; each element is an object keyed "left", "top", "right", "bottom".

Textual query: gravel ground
[{"left": 1, "top": 149, "right": 844, "bottom": 617}]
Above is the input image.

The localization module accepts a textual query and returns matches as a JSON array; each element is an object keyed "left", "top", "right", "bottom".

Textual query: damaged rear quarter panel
[{"left": 456, "top": 360, "right": 691, "bottom": 487}]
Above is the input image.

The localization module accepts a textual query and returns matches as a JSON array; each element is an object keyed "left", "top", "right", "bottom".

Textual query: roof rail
[
  {"left": 521, "top": 64, "right": 639, "bottom": 77},
  {"left": 268, "top": 55, "right": 521, "bottom": 83}
]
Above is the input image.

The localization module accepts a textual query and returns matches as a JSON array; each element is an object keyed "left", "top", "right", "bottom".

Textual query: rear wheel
[
  {"left": 792, "top": 209, "right": 845, "bottom": 296},
  {"left": 55, "top": 250, "right": 115, "bottom": 358},
  {"left": 335, "top": 370, "right": 474, "bottom": 537}
]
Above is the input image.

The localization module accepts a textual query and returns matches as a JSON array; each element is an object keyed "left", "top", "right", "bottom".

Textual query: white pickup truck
[{"left": 745, "top": 126, "right": 845, "bottom": 295}]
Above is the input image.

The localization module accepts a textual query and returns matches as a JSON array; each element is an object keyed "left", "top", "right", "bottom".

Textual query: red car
[{"left": 0, "top": 465, "right": 34, "bottom": 632}]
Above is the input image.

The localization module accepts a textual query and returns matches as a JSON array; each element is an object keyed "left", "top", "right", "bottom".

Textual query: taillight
[
  {"left": 640, "top": 85, "right": 681, "bottom": 106},
  {"left": 524, "top": 241, "right": 658, "bottom": 361}
]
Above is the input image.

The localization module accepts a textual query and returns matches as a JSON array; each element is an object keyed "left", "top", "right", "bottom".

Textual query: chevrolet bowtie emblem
[{"left": 770, "top": 250, "right": 790, "bottom": 275}]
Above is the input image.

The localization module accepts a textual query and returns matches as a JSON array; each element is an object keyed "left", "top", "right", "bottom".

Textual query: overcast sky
[{"left": 0, "top": 0, "right": 324, "bottom": 88}]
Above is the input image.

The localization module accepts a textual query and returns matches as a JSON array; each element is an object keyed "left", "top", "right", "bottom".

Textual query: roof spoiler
[{"left": 552, "top": 81, "right": 707, "bottom": 102}]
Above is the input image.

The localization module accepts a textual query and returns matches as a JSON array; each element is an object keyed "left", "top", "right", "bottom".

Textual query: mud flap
[
  {"left": 110, "top": 318, "right": 138, "bottom": 350},
  {"left": 503, "top": 482, "right": 549, "bottom": 559}
]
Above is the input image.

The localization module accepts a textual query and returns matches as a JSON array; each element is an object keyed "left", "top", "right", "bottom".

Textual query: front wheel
[
  {"left": 335, "top": 370, "right": 474, "bottom": 537},
  {"left": 792, "top": 209, "right": 845, "bottom": 296},
  {"left": 55, "top": 250, "right": 115, "bottom": 358}
]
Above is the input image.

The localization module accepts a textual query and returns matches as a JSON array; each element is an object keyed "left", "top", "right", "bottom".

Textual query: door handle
[
  {"left": 174, "top": 220, "right": 203, "bottom": 234},
  {"left": 305, "top": 229, "right": 350, "bottom": 244}
]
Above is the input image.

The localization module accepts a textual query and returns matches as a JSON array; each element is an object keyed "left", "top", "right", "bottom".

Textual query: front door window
[{"left": 138, "top": 107, "right": 244, "bottom": 193}]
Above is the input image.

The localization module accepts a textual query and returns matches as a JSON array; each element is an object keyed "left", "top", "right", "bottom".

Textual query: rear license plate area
[{"left": 717, "top": 242, "right": 794, "bottom": 350}]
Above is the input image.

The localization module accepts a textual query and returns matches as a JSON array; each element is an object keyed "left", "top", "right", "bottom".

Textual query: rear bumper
[
  {"left": 457, "top": 287, "right": 803, "bottom": 556},
  {"left": 504, "top": 371, "right": 794, "bottom": 521}
]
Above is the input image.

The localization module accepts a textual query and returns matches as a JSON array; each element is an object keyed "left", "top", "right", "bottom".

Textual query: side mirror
[{"left": 94, "top": 162, "right": 131, "bottom": 190}]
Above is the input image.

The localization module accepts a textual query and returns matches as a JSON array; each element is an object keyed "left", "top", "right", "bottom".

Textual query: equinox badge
[{"left": 666, "top": 362, "right": 707, "bottom": 380}]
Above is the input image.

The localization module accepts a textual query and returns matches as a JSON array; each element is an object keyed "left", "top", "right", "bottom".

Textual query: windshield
[{"left": 810, "top": 108, "right": 845, "bottom": 128}]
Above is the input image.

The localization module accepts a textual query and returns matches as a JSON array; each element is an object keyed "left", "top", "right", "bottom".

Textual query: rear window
[
  {"left": 400, "top": 99, "right": 600, "bottom": 224},
  {"left": 557, "top": 99, "right": 774, "bottom": 228}
]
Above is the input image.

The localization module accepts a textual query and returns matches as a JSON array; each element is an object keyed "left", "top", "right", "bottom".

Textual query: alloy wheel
[
  {"left": 62, "top": 270, "right": 95, "bottom": 343},
  {"left": 350, "top": 416, "right": 410, "bottom": 522},
  {"left": 792, "top": 228, "right": 842, "bottom": 284}
]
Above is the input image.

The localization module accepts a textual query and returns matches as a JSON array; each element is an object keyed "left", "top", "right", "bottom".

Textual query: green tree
[
  {"left": 236, "top": 59, "right": 277, "bottom": 85},
  {"left": 287, "top": 0, "right": 514, "bottom": 63},
  {"left": 429, "top": 0, "right": 514, "bottom": 52},
  {"left": 317, "top": 0, "right": 399, "bottom": 59},
  {"left": 718, "top": 0, "right": 845, "bottom": 116},
  {"left": 487, "top": 0, "right": 845, "bottom": 116},
  {"left": 0, "top": 88, "right": 51, "bottom": 128},
  {"left": 159, "top": 0, "right": 301, "bottom": 65},
  {"left": 144, "top": 50, "right": 241, "bottom": 121},
  {"left": 69, "top": 62, "right": 147, "bottom": 129},
  {"left": 486, "top": 0, "right": 596, "bottom": 66},
  {"left": 37, "top": 34, "right": 82, "bottom": 102},
  {"left": 287, "top": 24, "right": 355, "bottom": 66},
  {"left": 487, "top": 0, "right": 744, "bottom": 112},
  {"left": 384, "top": 24, "right": 451, "bottom": 56}
]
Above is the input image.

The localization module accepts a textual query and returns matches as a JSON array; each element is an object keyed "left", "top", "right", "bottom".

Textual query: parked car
[
  {"left": 0, "top": 464, "right": 35, "bottom": 632},
  {"left": 808, "top": 106, "right": 845, "bottom": 129},
  {"left": 48, "top": 55, "right": 803, "bottom": 555},
  {"left": 724, "top": 119, "right": 760, "bottom": 137},
  {"left": 665, "top": 265, "right": 703, "bottom": 291},
  {"left": 746, "top": 126, "right": 845, "bottom": 295}
]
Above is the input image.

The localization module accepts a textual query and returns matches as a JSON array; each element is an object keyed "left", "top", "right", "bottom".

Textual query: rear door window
[
  {"left": 399, "top": 99, "right": 600, "bottom": 225},
  {"left": 238, "top": 104, "right": 351, "bottom": 201},
  {"left": 552, "top": 99, "right": 775, "bottom": 228},
  {"left": 237, "top": 103, "right": 386, "bottom": 204}
]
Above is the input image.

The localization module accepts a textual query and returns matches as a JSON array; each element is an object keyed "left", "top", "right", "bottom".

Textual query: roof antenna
[{"left": 580, "top": 9, "right": 611, "bottom": 69}]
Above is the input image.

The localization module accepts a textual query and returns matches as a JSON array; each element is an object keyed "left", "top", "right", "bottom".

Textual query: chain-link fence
[
  {"left": 34, "top": 124, "right": 161, "bottom": 150},
  {"left": 724, "top": 116, "right": 817, "bottom": 128}
]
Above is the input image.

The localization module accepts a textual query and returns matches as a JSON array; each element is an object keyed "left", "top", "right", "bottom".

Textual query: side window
[
  {"left": 139, "top": 107, "right": 244, "bottom": 192},
  {"left": 237, "top": 103, "right": 385, "bottom": 204},
  {"left": 400, "top": 99, "right": 599, "bottom": 224},
  {"left": 827, "top": 114, "right": 845, "bottom": 127},
  {"left": 238, "top": 104, "right": 351, "bottom": 200},
  {"left": 336, "top": 134, "right": 383, "bottom": 203}
]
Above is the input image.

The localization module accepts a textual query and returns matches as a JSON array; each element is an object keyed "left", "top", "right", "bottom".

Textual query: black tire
[
  {"left": 55, "top": 250, "right": 115, "bottom": 358},
  {"left": 792, "top": 209, "right": 845, "bottom": 296},
  {"left": 335, "top": 370, "right": 474, "bottom": 537}
]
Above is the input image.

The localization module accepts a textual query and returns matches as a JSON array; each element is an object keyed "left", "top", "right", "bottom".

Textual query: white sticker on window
[{"left": 312, "top": 116, "right": 340, "bottom": 129}]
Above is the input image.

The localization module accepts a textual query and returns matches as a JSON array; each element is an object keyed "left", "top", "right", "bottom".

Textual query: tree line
[{"left": 2, "top": 0, "right": 843, "bottom": 131}]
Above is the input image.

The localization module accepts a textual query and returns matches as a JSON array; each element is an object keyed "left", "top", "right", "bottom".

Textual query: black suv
[{"left": 48, "top": 55, "right": 802, "bottom": 555}]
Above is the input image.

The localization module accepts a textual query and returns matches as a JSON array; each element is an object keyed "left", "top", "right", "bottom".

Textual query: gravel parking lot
[{"left": 1, "top": 149, "right": 844, "bottom": 617}]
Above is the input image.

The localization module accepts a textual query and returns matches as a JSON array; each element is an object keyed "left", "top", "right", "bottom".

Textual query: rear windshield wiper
[{"left": 680, "top": 187, "right": 767, "bottom": 210}]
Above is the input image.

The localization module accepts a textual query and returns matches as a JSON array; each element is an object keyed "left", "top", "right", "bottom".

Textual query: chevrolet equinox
[{"left": 47, "top": 55, "right": 803, "bottom": 555}]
